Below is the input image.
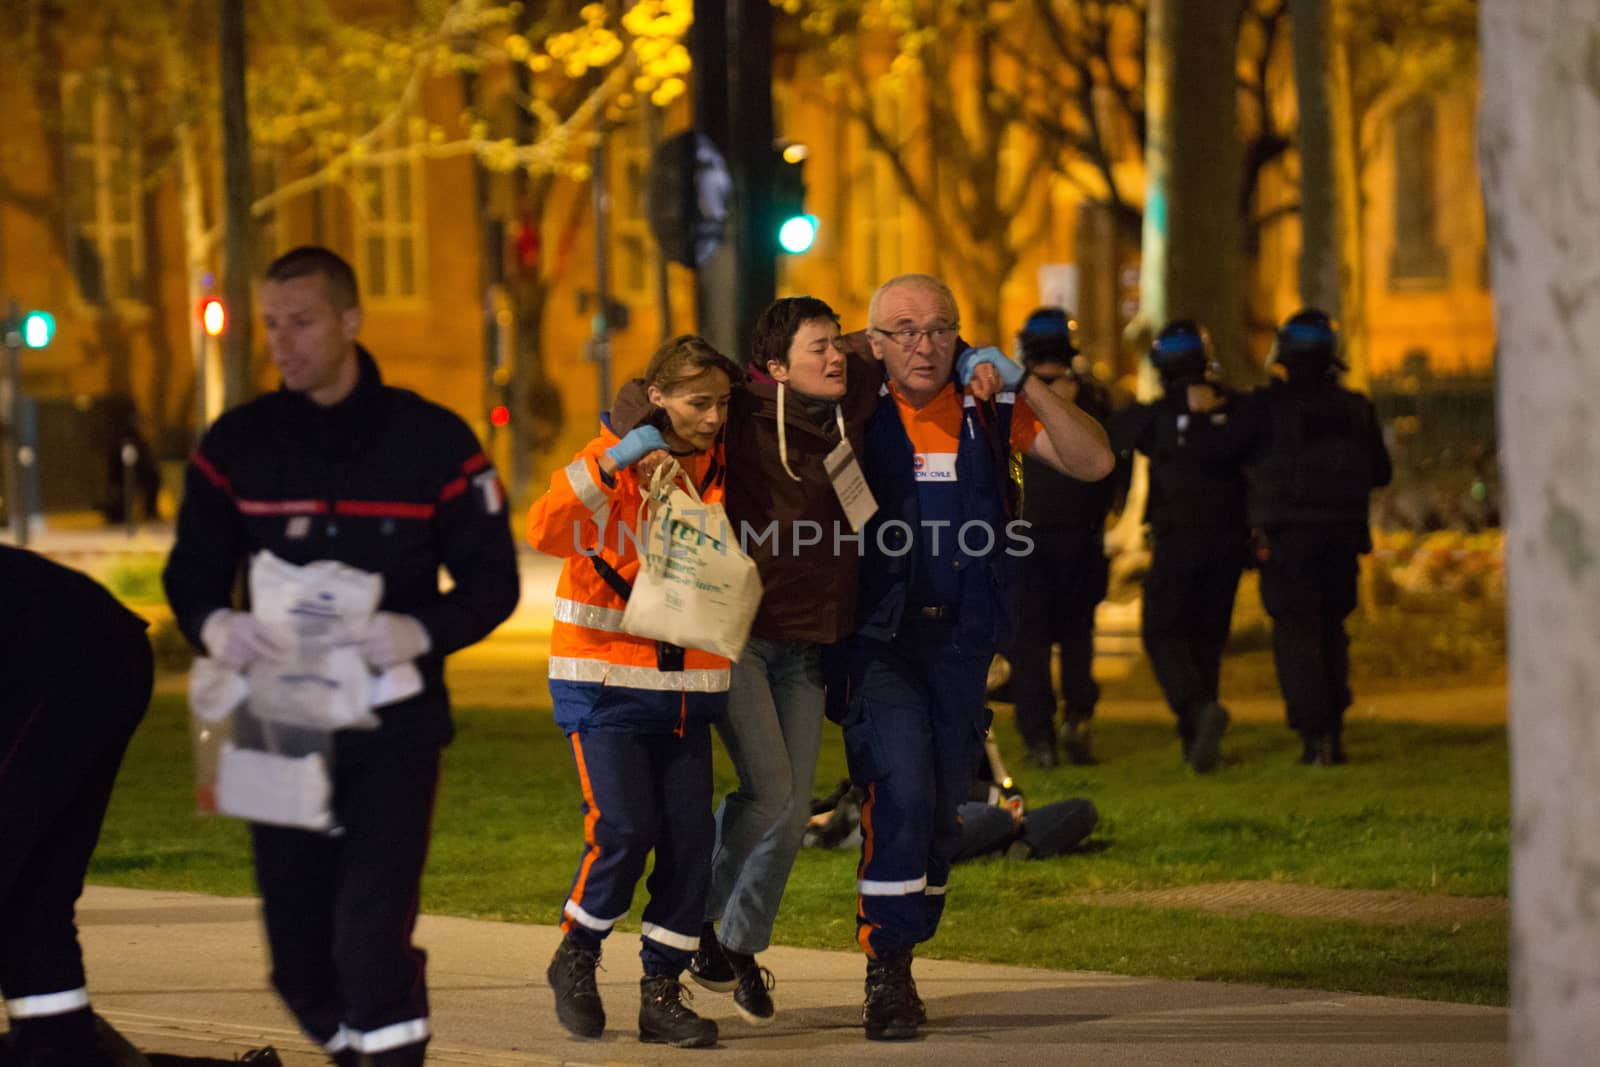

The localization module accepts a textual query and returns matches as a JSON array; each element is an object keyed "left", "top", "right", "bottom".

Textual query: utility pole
[
  {"left": 690, "top": 0, "right": 776, "bottom": 360},
  {"left": 219, "top": 0, "right": 255, "bottom": 410}
]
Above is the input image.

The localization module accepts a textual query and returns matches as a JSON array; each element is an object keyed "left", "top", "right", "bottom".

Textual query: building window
[
  {"left": 352, "top": 131, "right": 424, "bottom": 302},
  {"left": 63, "top": 75, "right": 144, "bottom": 305},
  {"left": 1389, "top": 97, "right": 1447, "bottom": 288}
]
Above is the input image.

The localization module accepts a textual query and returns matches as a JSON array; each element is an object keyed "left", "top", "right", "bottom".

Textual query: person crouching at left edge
[{"left": 527, "top": 334, "right": 742, "bottom": 1050}]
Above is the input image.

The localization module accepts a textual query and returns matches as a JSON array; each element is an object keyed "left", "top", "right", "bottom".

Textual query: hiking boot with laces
[
  {"left": 686, "top": 922, "right": 737, "bottom": 993},
  {"left": 862, "top": 952, "right": 919, "bottom": 1041},
  {"left": 725, "top": 950, "right": 776, "bottom": 1026},
  {"left": 638, "top": 975, "right": 718, "bottom": 1048},
  {"left": 547, "top": 932, "right": 606, "bottom": 1039}
]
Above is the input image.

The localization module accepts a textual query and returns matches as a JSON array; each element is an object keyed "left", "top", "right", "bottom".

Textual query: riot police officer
[
  {"left": 1109, "top": 320, "right": 1250, "bottom": 773},
  {"left": 1006, "top": 307, "right": 1123, "bottom": 767},
  {"left": 1238, "top": 309, "right": 1392, "bottom": 766}
]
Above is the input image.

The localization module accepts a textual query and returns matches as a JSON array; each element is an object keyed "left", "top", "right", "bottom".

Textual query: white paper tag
[{"left": 825, "top": 438, "right": 878, "bottom": 533}]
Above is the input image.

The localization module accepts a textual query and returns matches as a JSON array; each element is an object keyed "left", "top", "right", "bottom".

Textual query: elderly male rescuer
[{"left": 839, "top": 273, "right": 1113, "bottom": 1041}]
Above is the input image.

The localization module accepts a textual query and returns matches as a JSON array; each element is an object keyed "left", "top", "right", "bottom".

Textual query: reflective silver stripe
[
  {"left": 565, "top": 457, "right": 607, "bottom": 514},
  {"left": 6, "top": 987, "right": 89, "bottom": 1019},
  {"left": 548, "top": 656, "right": 729, "bottom": 693},
  {"left": 324, "top": 1029, "right": 351, "bottom": 1053},
  {"left": 553, "top": 596, "right": 626, "bottom": 632},
  {"left": 858, "top": 875, "right": 928, "bottom": 897},
  {"left": 565, "top": 898, "right": 623, "bottom": 932},
  {"left": 925, "top": 882, "right": 948, "bottom": 897},
  {"left": 350, "top": 1018, "right": 431, "bottom": 1054},
  {"left": 641, "top": 921, "right": 701, "bottom": 952}
]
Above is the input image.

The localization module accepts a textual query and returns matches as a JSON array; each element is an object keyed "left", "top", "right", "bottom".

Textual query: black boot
[
  {"left": 1060, "top": 717, "right": 1096, "bottom": 766},
  {"left": 862, "top": 952, "right": 919, "bottom": 1041},
  {"left": 1310, "top": 734, "right": 1343, "bottom": 768},
  {"left": 547, "top": 932, "right": 606, "bottom": 1039},
  {"left": 638, "top": 976, "right": 717, "bottom": 1048},
  {"left": 358, "top": 1043, "right": 427, "bottom": 1067},
  {"left": 9, "top": 1009, "right": 117, "bottom": 1067}
]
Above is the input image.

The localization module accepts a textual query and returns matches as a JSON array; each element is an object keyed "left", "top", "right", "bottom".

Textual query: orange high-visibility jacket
[{"left": 527, "top": 423, "right": 730, "bottom": 734}]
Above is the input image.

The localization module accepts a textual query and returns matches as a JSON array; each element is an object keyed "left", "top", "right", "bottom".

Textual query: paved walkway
[{"left": 75, "top": 885, "right": 1506, "bottom": 1066}]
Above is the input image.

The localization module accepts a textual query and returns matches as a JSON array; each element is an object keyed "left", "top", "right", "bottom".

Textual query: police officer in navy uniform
[
  {"left": 1110, "top": 320, "right": 1250, "bottom": 773},
  {"left": 1237, "top": 309, "right": 1392, "bottom": 766},
  {"left": 163, "top": 246, "right": 519, "bottom": 1066},
  {"left": 0, "top": 547, "right": 153, "bottom": 1067},
  {"left": 1006, "top": 308, "right": 1124, "bottom": 768}
]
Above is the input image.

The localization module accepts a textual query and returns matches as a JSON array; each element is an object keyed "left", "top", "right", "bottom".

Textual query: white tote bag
[{"left": 620, "top": 459, "right": 763, "bottom": 660}]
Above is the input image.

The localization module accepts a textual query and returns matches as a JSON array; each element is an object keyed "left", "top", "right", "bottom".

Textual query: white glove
[
  {"left": 201, "top": 609, "right": 288, "bottom": 670},
  {"left": 358, "top": 612, "right": 432, "bottom": 669}
]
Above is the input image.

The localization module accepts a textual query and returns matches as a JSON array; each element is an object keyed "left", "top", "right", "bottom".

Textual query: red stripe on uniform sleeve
[
  {"left": 438, "top": 476, "right": 469, "bottom": 503},
  {"left": 191, "top": 450, "right": 232, "bottom": 494},
  {"left": 462, "top": 452, "right": 490, "bottom": 475}
]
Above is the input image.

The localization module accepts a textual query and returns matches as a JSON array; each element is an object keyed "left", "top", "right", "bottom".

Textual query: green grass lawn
[{"left": 92, "top": 694, "right": 1508, "bottom": 1006}]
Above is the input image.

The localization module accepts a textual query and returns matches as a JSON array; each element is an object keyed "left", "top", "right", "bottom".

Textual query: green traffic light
[
  {"left": 778, "top": 214, "right": 818, "bottom": 254},
  {"left": 21, "top": 310, "right": 55, "bottom": 349}
]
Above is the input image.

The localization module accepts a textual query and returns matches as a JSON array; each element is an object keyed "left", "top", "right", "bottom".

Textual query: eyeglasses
[{"left": 871, "top": 324, "right": 960, "bottom": 349}]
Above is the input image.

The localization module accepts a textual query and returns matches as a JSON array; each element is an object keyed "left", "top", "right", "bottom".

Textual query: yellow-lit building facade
[{"left": 0, "top": 22, "right": 1492, "bottom": 516}]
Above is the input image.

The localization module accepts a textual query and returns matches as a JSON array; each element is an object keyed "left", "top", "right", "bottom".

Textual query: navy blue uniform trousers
[
  {"left": 1140, "top": 533, "right": 1244, "bottom": 744},
  {"left": 249, "top": 723, "right": 441, "bottom": 1057},
  {"left": 1258, "top": 525, "right": 1363, "bottom": 740},
  {"left": 843, "top": 618, "right": 992, "bottom": 958},
  {"left": 0, "top": 624, "right": 151, "bottom": 1061},
  {"left": 560, "top": 725, "right": 714, "bottom": 976}
]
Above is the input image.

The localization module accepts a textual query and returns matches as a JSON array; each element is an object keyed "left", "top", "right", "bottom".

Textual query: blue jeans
[{"left": 707, "top": 637, "right": 827, "bottom": 955}]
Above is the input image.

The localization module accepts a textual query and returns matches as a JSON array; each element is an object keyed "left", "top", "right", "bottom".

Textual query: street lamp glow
[
  {"left": 21, "top": 310, "right": 54, "bottom": 349},
  {"left": 778, "top": 214, "right": 817, "bottom": 254}
]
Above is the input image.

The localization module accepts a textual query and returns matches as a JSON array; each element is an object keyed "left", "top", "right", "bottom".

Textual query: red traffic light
[
  {"left": 198, "top": 297, "right": 226, "bottom": 337},
  {"left": 490, "top": 404, "right": 511, "bottom": 427}
]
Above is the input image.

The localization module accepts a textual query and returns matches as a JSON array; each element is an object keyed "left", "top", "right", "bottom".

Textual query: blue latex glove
[
  {"left": 605, "top": 424, "right": 669, "bottom": 469},
  {"left": 957, "top": 346, "right": 1026, "bottom": 389}
]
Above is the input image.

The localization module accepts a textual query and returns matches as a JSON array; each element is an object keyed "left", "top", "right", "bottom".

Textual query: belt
[{"left": 908, "top": 604, "right": 953, "bottom": 621}]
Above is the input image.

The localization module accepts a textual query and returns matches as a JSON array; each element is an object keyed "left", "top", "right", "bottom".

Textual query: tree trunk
[
  {"left": 1477, "top": 4, "right": 1600, "bottom": 1063},
  {"left": 174, "top": 119, "right": 213, "bottom": 439},
  {"left": 1328, "top": 15, "right": 1368, "bottom": 389},
  {"left": 218, "top": 0, "right": 254, "bottom": 410},
  {"left": 1291, "top": 0, "right": 1339, "bottom": 315},
  {"left": 1149, "top": 0, "right": 1248, "bottom": 384}
]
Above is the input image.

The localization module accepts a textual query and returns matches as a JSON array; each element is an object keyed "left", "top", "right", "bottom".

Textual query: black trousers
[
  {"left": 1009, "top": 532, "right": 1108, "bottom": 748},
  {"left": 1140, "top": 534, "right": 1244, "bottom": 744},
  {"left": 250, "top": 723, "right": 442, "bottom": 1058},
  {"left": 0, "top": 624, "right": 152, "bottom": 1059},
  {"left": 1258, "top": 526, "right": 1362, "bottom": 740}
]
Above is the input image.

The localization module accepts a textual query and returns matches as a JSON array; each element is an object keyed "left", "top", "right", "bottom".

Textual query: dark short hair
[
  {"left": 645, "top": 334, "right": 743, "bottom": 392},
  {"left": 752, "top": 296, "right": 841, "bottom": 370},
  {"left": 263, "top": 245, "right": 361, "bottom": 310}
]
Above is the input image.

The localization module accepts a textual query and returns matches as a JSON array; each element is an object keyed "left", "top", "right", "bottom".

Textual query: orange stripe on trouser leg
[
  {"left": 566, "top": 733, "right": 605, "bottom": 919},
  {"left": 855, "top": 782, "right": 879, "bottom": 958},
  {"left": 675, "top": 691, "right": 686, "bottom": 738}
]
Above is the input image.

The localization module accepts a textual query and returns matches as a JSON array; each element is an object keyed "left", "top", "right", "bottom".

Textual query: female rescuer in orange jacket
[{"left": 525, "top": 333, "right": 743, "bottom": 1049}]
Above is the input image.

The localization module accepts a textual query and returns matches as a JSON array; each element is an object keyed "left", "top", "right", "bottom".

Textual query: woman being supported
[{"left": 526, "top": 334, "right": 742, "bottom": 1050}]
